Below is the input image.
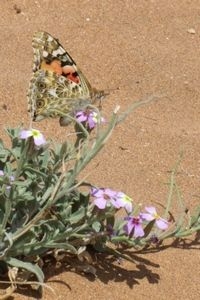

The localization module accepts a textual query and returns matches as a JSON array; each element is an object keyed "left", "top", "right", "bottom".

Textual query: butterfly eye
[
  {"left": 38, "top": 82, "right": 46, "bottom": 90},
  {"left": 36, "top": 100, "right": 45, "bottom": 108}
]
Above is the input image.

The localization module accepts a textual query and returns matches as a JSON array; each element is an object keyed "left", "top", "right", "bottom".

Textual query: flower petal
[
  {"left": 19, "top": 130, "right": 32, "bottom": 139},
  {"left": 140, "top": 212, "right": 154, "bottom": 221},
  {"left": 87, "top": 117, "right": 96, "bottom": 129},
  {"left": 156, "top": 218, "right": 169, "bottom": 230},
  {"left": 134, "top": 224, "right": 145, "bottom": 238},
  {"left": 91, "top": 187, "right": 104, "bottom": 197},
  {"left": 145, "top": 206, "right": 157, "bottom": 215},
  {"left": 76, "top": 111, "right": 87, "bottom": 122},
  {"left": 94, "top": 198, "right": 107, "bottom": 209},
  {"left": 33, "top": 134, "right": 46, "bottom": 146},
  {"left": 115, "top": 192, "right": 133, "bottom": 213},
  {"left": 124, "top": 222, "right": 134, "bottom": 235},
  {"left": 124, "top": 201, "right": 133, "bottom": 213},
  {"left": 104, "top": 188, "right": 117, "bottom": 198},
  {"left": 110, "top": 198, "right": 121, "bottom": 209}
]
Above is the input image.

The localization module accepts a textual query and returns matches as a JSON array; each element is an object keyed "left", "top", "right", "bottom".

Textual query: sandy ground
[{"left": 0, "top": 0, "right": 200, "bottom": 299}]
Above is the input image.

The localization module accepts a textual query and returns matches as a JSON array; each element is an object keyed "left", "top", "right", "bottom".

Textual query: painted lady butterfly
[{"left": 27, "top": 31, "right": 107, "bottom": 126}]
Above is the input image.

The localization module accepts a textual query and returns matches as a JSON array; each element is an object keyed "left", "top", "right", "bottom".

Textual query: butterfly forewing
[{"left": 28, "top": 31, "right": 106, "bottom": 123}]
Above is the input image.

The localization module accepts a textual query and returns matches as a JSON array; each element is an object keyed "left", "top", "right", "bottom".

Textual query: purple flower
[
  {"left": 91, "top": 187, "right": 120, "bottom": 209},
  {"left": 124, "top": 215, "right": 144, "bottom": 238},
  {"left": 140, "top": 206, "right": 169, "bottom": 230},
  {"left": 115, "top": 192, "right": 133, "bottom": 213},
  {"left": 150, "top": 234, "right": 160, "bottom": 244},
  {"left": 76, "top": 110, "right": 105, "bottom": 130},
  {"left": 0, "top": 170, "right": 4, "bottom": 176},
  {"left": 19, "top": 129, "right": 46, "bottom": 146}
]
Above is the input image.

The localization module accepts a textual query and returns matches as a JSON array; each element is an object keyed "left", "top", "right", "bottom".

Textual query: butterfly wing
[
  {"left": 28, "top": 31, "right": 105, "bottom": 123},
  {"left": 32, "top": 31, "right": 92, "bottom": 94},
  {"left": 28, "top": 69, "right": 91, "bottom": 121}
]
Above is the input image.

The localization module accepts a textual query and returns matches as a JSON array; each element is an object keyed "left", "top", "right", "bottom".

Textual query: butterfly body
[{"left": 28, "top": 31, "right": 106, "bottom": 124}]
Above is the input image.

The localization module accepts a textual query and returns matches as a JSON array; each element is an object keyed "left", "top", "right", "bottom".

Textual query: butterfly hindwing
[{"left": 28, "top": 69, "right": 91, "bottom": 120}]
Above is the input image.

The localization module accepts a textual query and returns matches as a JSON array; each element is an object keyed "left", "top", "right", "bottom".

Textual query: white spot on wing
[
  {"left": 47, "top": 36, "right": 54, "bottom": 41},
  {"left": 43, "top": 50, "right": 49, "bottom": 57},
  {"left": 52, "top": 47, "right": 66, "bottom": 56},
  {"left": 48, "top": 89, "right": 58, "bottom": 97}
]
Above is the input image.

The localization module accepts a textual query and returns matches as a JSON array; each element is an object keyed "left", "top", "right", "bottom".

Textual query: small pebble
[
  {"left": 187, "top": 28, "right": 196, "bottom": 34},
  {"left": 13, "top": 4, "right": 21, "bottom": 14}
]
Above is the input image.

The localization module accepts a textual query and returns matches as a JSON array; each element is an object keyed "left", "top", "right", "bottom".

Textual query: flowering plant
[{"left": 0, "top": 97, "right": 199, "bottom": 297}]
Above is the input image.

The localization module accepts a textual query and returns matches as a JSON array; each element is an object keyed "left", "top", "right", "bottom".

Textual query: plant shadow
[{"left": 1, "top": 234, "right": 199, "bottom": 299}]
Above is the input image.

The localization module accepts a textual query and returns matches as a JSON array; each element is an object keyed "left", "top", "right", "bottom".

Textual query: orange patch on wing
[{"left": 41, "top": 60, "right": 62, "bottom": 75}]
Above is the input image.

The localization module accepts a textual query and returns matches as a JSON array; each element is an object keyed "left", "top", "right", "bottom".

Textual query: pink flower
[
  {"left": 20, "top": 129, "right": 46, "bottom": 146},
  {"left": 76, "top": 110, "right": 105, "bottom": 129},
  {"left": 115, "top": 192, "right": 133, "bottom": 213},
  {"left": 140, "top": 206, "right": 169, "bottom": 230},
  {"left": 91, "top": 187, "right": 119, "bottom": 209},
  {"left": 124, "top": 216, "right": 144, "bottom": 238}
]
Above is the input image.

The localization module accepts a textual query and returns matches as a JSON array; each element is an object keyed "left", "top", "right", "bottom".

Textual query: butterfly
[{"left": 27, "top": 31, "right": 107, "bottom": 126}]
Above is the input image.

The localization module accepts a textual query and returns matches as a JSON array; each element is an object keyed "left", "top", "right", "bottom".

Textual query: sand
[{"left": 0, "top": 1, "right": 199, "bottom": 299}]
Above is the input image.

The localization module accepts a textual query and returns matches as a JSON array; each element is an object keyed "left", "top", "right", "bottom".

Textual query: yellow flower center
[{"left": 31, "top": 129, "right": 41, "bottom": 137}]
